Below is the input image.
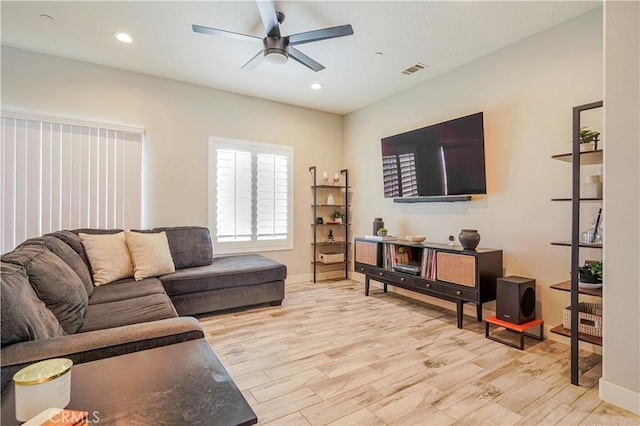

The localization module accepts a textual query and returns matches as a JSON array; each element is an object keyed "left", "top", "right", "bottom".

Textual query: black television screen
[{"left": 381, "top": 112, "right": 486, "bottom": 199}]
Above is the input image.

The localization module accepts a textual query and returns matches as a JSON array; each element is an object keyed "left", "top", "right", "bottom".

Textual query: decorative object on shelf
[
  {"left": 585, "top": 172, "right": 603, "bottom": 198},
  {"left": 326, "top": 193, "right": 335, "bottom": 205},
  {"left": 332, "top": 172, "right": 340, "bottom": 185},
  {"left": 458, "top": 229, "right": 480, "bottom": 250},
  {"left": 395, "top": 246, "right": 410, "bottom": 264},
  {"left": 322, "top": 172, "right": 329, "bottom": 183},
  {"left": 580, "top": 208, "right": 603, "bottom": 244},
  {"left": 406, "top": 235, "right": 426, "bottom": 243},
  {"left": 332, "top": 211, "right": 343, "bottom": 224},
  {"left": 579, "top": 126, "right": 600, "bottom": 151},
  {"left": 563, "top": 302, "right": 602, "bottom": 337},
  {"left": 373, "top": 218, "right": 384, "bottom": 235},
  {"left": 377, "top": 227, "right": 388, "bottom": 237},
  {"left": 448, "top": 235, "right": 456, "bottom": 246},
  {"left": 316, "top": 217, "right": 323, "bottom": 225},
  {"left": 327, "top": 229, "right": 335, "bottom": 243},
  {"left": 578, "top": 260, "right": 602, "bottom": 284}
]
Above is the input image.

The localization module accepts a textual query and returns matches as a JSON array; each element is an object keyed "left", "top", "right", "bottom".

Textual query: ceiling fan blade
[
  {"left": 242, "top": 49, "right": 265, "bottom": 70},
  {"left": 192, "top": 24, "right": 261, "bottom": 43},
  {"left": 288, "top": 24, "right": 354, "bottom": 46},
  {"left": 288, "top": 46, "right": 325, "bottom": 72},
  {"left": 256, "top": 0, "right": 280, "bottom": 37}
]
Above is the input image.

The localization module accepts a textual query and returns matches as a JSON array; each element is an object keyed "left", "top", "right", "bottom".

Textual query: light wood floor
[{"left": 197, "top": 280, "right": 638, "bottom": 425}]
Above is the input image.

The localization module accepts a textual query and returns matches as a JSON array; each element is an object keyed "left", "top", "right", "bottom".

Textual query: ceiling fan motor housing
[{"left": 263, "top": 37, "right": 289, "bottom": 63}]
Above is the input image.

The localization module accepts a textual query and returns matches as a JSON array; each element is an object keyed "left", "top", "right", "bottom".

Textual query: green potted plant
[
  {"left": 578, "top": 260, "right": 602, "bottom": 284},
  {"left": 579, "top": 127, "right": 600, "bottom": 151},
  {"left": 377, "top": 227, "right": 388, "bottom": 237}
]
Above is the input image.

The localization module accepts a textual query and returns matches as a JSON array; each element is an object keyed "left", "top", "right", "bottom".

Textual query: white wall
[
  {"left": 345, "top": 9, "right": 604, "bottom": 332},
  {"left": 0, "top": 46, "right": 344, "bottom": 277},
  {"left": 601, "top": 1, "right": 640, "bottom": 415}
]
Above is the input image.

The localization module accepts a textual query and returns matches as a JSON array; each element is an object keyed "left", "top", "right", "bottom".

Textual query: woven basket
[{"left": 563, "top": 302, "right": 602, "bottom": 337}]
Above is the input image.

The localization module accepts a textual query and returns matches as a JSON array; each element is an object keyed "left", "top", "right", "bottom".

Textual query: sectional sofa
[{"left": 0, "top": 226, "right": 286, "bottom": 390}]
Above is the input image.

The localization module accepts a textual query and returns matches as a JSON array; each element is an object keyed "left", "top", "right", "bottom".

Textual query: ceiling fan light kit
[{"left": 193, "top": 0, "right": 353, "bottom": 72}]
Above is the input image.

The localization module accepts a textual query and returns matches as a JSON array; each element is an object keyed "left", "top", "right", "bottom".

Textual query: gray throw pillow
[
  {"left": 20, "top": 236, "right": 94, "bottom": 297},
  {"left": 1, "top": 262, "right": 65, "bottom": 347},
  {"left": 153, "top": 226, "right": 213, "bottom": 269},
  {"left": 2, "top": 245, "right": 88, "bottom": 334}
]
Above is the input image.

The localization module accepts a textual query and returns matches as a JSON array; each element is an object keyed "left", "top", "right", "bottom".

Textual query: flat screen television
[{"left": 381, "top": 112, "right": 486, "bottom": 201}]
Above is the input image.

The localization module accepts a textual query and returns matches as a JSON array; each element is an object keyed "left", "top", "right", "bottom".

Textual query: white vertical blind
[{"left": 1, "top": 113, "right": 143, "bottom": 253}]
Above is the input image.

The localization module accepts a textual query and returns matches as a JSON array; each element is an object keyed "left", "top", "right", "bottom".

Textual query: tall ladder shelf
[
  {"left": 550, "top": 101, "right": 603, "bottom": 386},
  {"left": 309, "top": 167, "right": 350, "bottom": 283}
]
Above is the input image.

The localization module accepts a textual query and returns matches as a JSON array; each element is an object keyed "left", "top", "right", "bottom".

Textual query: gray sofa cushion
[
  {"left": 153, "top": 226, "right": 213, "bottom": 269},
  {"left": 79, "top": 293, "right": 178, "bottom": 332},
  {"left": 1, "top": 262, "right": 65, "bottom": 347},
  {"left": 46, "top": 230, "right": 91, "bottom": 270},
  {"left": 2, "top": 245, "right": 88, "bottom": 334},
  {"left": 20, "top": 235, "right": 93, "bottom": 297},
  {"left": 160, "top": 254, "right": 286, "bottom": 296},
  {"left": 89, "top": 277, "right": 167, "bottom": 305}
]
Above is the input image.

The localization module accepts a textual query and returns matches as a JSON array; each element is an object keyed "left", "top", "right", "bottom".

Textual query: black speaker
[{"left": 496, "top": 276, "right": 536, "bottom": 325}]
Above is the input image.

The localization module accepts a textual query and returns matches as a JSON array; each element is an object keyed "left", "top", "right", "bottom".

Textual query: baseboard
[
  {"left": 287, "top": 271, "right": 349, "bottom": 284},
  {"left": 599, "top": 378, "right": 640, "bottom": 415}
]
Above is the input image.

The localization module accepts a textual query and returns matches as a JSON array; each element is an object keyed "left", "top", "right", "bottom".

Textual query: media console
[{"left": 354, "top": 237, "right": 503, "bottom": 328}]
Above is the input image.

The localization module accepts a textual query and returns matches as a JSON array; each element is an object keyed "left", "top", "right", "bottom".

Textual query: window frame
[{"left": 208, "top": 136, "right": 294, "bottom": 254}]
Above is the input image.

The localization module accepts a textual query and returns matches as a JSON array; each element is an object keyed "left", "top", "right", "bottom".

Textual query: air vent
[{"left": 401, "top": 62, "right": 429, "bottom": 76}]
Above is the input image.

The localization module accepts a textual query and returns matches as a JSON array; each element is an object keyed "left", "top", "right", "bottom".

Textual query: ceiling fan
[{"left": 192, "top": 0, "right": 354, "bottom": 72}]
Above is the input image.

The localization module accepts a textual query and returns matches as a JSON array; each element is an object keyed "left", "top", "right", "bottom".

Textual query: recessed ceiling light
[
  {"left": 310, "top": 83, "right": 323, "bottom": 90},
  {"left": 114, "top": 32, "right": 133, "bottom": 43},
  {"left": 374, "top": 51, "right": 383, "bottom": 56},
  {"left": 39, "top": 14, "right": 55, "bottom": 22}
]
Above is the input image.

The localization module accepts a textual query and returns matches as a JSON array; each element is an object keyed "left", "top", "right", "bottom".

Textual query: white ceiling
[{"left": 1, "top": 1, "right": 601, "bottom": 115}]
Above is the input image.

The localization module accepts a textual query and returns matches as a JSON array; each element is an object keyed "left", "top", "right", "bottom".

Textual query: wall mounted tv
[{"left": 381, "top": 112, "right": 486, "bottom": 202}]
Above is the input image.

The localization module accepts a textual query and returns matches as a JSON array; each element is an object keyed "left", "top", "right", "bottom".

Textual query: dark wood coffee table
[{"left": 1, "top": 339, "right": 257, "bottom": 425}]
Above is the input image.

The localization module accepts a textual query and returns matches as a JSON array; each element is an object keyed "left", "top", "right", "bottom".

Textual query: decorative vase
[
  {"left": 373, "top": 218, "right": 384, "bottom": 235},
  {"left": 459, "top": 229, "right": 480, "bottom": 250}
]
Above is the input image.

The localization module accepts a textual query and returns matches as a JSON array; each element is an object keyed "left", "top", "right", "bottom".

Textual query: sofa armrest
[{"left": 1, "top": 317, "right": 204, "bottom": 391}]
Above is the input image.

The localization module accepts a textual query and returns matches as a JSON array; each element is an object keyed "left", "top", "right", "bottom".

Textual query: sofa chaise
[{"left": 0, "top": 226, "right": 286, "bottom": 391}]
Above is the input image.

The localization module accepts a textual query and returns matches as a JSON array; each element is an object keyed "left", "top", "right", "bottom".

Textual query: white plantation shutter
[
  {"left": 1, "top": 111, "right": 143, "bottom": 254},
  {"left": 209, "top": 137, "right": 293, "bottom": 253}
]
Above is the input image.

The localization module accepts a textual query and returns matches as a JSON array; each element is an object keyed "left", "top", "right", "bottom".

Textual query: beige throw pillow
[
  {"left": 125, "top": 230, "right": 175, "bottom": 281},
  {"left": 79, "top": 232, "right": 134, "bottom": 286}
]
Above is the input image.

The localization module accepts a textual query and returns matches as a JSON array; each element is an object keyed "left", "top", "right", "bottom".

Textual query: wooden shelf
[
  {"left": 551, "top": 280, "right": 602, "bottom": 297},
  {"left": 311, "top": 242, "right": 350, "bottom": 246},
  {"left": 310, "top": 185, "right": 350, "bottom": 189},
  {"left": 551, "top": 197, "right": 602, "bottom": 202},
  {"left": 550, "top": 241, "right": 602, "bottom": 249},
  {"left": 550, "top": 324, "right": 602, "bottom": 346},
  {"left": 310, "top": 260, "right": 350, "bottom": 266},
  {"left": 311, "top": 223, "right": 350, "bottom": 226},
  {"left": 551, "top": 149, "right": 603, "bottom": 165},
  {"left": 311, "top": 204, "right": 350, "bottom": 207}
]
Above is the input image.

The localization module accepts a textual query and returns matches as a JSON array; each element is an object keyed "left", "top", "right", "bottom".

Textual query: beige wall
[
  {"left": 0, "top": 46, "right": 344, "bottom": 278},
  {"left": 345, "top": 9, "right": 604, "bottom": 333},
  {"left": 601, "top": 1, "right": 640, "bottom": 415}
]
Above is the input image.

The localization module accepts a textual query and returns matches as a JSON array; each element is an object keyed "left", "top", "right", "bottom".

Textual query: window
[
  {"left": 1, "top": 110, "right": 143, "bottom": 253},
  {"left": 209, "top": 137, "right": 293, "bottom": 253}
]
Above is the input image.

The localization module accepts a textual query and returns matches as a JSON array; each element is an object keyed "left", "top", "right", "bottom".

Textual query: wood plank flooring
[{"left": 197, "top": 280, "right": 639, "bottom": 425}]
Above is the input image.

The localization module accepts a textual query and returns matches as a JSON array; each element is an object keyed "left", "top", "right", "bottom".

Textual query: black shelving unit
[
  {"left": 309, "top": 166, "right": 350, "bottom": 283},
  {"left": 550, "top": 101, "right": 603, "bottom": 386}
]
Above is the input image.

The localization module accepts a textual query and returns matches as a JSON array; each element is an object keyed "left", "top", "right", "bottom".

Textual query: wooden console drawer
[
  {"left": 391, "top": 274, "right": 415, "bottom": 287},
  {"left": 443, "top": 285, "right": 477, "bottom": 301},
  {"left": 436, "top": 252, "right": 476, "bottom": 287},
  {"left": 419, "top": 281, "right": 443, "bottom": 293}
]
